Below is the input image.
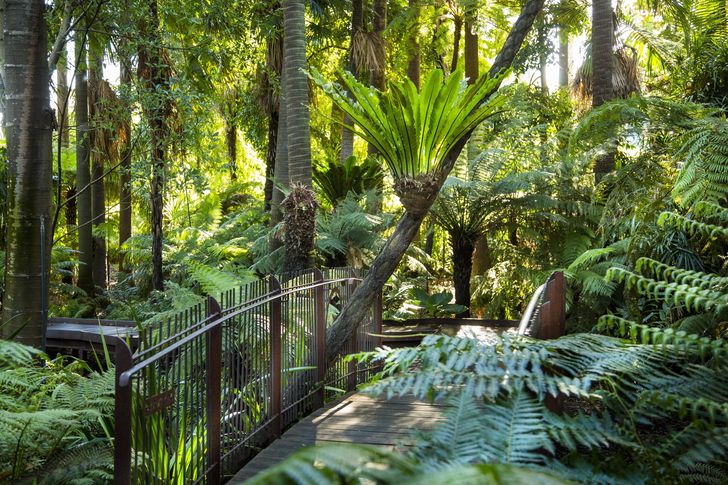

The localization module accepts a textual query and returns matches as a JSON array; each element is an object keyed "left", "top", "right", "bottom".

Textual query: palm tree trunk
[
  {"left": 89, "top": 34, "right": 106, "bottom": 291},
  {"left": 75, "top": 27, "right": 94, "bottom": 296},
  {"left": 452, "top": 235, "right": 474, "bottom": 317},
  {"left": 340, "top": 0, "right": 363, "bottom": 163},
  {"left": 592, "top": 0, "right": 614, "bottom": 182},
  {"left": 1, "top": 0, "right": 53, "bottom": 347},
  {"left": 270, "top": 38, "right": 288, "bottom": 231},
  {"left": 326, "top": 0, "right": 546, "bottom": 360},
  {"left": 119, "top": 57, "right": 132, "bottom": 270},
  {"left": 367, "top": 0, "right": 387, "bottom": 156}
]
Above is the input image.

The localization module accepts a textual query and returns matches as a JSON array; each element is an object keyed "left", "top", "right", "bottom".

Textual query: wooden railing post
[
  {"left": 206, "top": 296, "right": 223, "bottom": 485},
  {"left": 347, "top": 269, "right": 359, "bottom": 391},
  {"left": 313, "top": 269, "right": 327, "bottom": 408},
  {"left": 269, "top": 275, "right": 283, "bottom": 437},
  {"left": 539, "top": 271, "right": 565, "bottom": 340},
  {"left": 114, "top": 341, "right": 133, "bottom": 485}
]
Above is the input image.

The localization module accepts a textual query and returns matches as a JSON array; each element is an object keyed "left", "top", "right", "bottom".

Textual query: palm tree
[
  {"left": 591, "top": 0, "right": 615, "bottom": 181},
  {"left": 1, "top": 0, "right": 53, "bottom": 347}
]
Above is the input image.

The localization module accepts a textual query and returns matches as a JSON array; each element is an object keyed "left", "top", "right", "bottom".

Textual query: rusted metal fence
[
  {"left": 113, "top": 268, "right": 382, "bottom": 484},
  {"left": 516, "top": 271, "right": 566, "bottom": 340}
]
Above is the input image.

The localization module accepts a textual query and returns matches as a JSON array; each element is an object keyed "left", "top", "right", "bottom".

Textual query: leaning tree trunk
[
  {"left": 138, "top": 0, "right": 169, "bottom": 292},
  {"left": 89, "top": 34, "right": 106, "bottom": 291},
  {"left": 592, "top": 0, "right": 614, "bottom": 182},
  {"left": 119, "top": 57, "right": 133, "bottom": 270},
  {"left": 326, "top": 0, "right": 546, "bottom": 361},
  {"left": 340, "top": 0, "right": 363, "bottom": 163},
  {"left": 74, "top": 27, "right": 94, "bottom": 296},
  {"left": 452, "top": 235, "right": 475, "bottom": 318},
  {"left": 1, "top": 0, "right": 53, "bottom": 347}
]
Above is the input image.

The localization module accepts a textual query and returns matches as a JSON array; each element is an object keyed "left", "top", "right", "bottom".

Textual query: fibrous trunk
[
  {"left": 281, "top": 184, "right": 317, "bottom": 273},
  {"left": 452, "top": 235, "right": 475, "bottom": 317},
  {"left": 592, "top": 0, "right": 615, "bottom": 182},
  {"left": 1, "top": 0, "right": 53, "bottom": 347}
]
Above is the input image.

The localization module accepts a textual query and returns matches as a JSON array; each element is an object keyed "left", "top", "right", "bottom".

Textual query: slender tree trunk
[
  {"left": 407, "top": 0, "right": 420, "bottom": 88},
  {"left": 559, "top": 28, "right": 569, "bottom": 88},
  {"left": 592, "top": 0, "right": 614, "bottom": 182},
  {"left": 89, "top": 34, "right": 106, "bottom": 290},
  {"left": 118, "top": 58, "right": 132, "bottom": 270},
  {"left": 367, "top": 0, "right": 387, "bottom": 156},
  {"left": 56, "top": 50, "right": 69, "bottom": 147},
  {"left": 270, "top": 38, "right": 288, "bottom": 231},
  {"left": 538, "top": 23, "right": 549, "bottom": 95},
  {"left": 264, "top": 34, "right": 281, "bottom": 212},
  {"left": 452, "top": 235, "right": 474, "bottom": 317},
  {"left": 451, "top": 15, "right": 462, "bottom": 72},
  {"left": 138, "top": 0, "right": 169, "bottom": 292},
  {"left": 74, "top": 27, "right": 94, "bottom": 296},
  {"left": 326, "top": 0, "right": 546, "bottom": 360},
  {"left": 464, "top": 15, "right": 478, "bottom": 82},
  {"left": 340, "top": 0, "right": 363, "bottom": 163},
  {"left": 63, "top": 185, "right": 76, "bottom": 285},
  {"left": 225, "top": 121, "right": 237, "bottom": 180},
  {"left": 1, "top": 0, "right": 53, "bottom": 347}
]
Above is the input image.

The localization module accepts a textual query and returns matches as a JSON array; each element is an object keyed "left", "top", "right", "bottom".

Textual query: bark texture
[
  {"left": 1, "top": 0, "right": 53, "bottom": 347},
  {"left": 407, "top": 0, "right": 421, "bottom": 88},
  {"left": 270, "top": 36, "right": 288, "bottom": 231},
  {"left": 451, "top": 15, "right": 462, "bottom": 72},
  {"left": 559, "top": 28, "right": 569, "bottom": 87},
  {"left": 325, "top": 0, "right": 545, "bottom": 361},
  {"left": 283, "top": 0, "right": 311, "bottom": 187},
  {"left": 74, "top": 28, "right": 94, "bottom": 296}
]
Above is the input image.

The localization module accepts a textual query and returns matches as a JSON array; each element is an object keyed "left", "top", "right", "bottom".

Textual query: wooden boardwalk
[{"left": 229, "top": 393, "right": 445, "bottom": 483}]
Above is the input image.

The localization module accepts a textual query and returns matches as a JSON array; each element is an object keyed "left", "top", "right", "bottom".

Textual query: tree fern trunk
[
  {"left": 1, "top": 0, "right": 53, "bottom": 347},
  {"left": 326, "top": 0, "right": 546, "bottom": 361},
  {"left": 75, "top": 27, "right": 94, "bottom": 296},
  {"left": 452, "top": 236, "right": 474, "bottom": 317}
]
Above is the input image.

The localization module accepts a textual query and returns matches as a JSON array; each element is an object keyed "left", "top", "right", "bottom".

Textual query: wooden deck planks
[{"left": 228, "top": 393, "right": 443, "bottom": 483}]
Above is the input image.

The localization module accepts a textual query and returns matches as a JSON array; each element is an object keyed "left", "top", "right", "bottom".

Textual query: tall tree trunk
[
  {"left": 1, "top": 0, "right": 53, "bottom": 347},
  {"left": 138, "top": 0, "right": 169, "bottom": 292},
  {"left": 592, "top": 0, "right": 614, "bottom": 182},
  {"left": 450, "top": 15, "right": 462, "bottom": 72},
  {"left": 56, "top": 50, "right": 69, "bottom": 147},
  {"left": 559, "top": 28, "right": 569, "bottom": 87},
  {"left": 282, "top": 0, "right": 315, "bottom": 272},
  {"left": 88, "top": 34, "right": 106, "bottom": 291},
  {"left": 225, "top": 121, "right": 237, "bottom": 180},
  {"left": 264, "top": 33, "right": 281, "bottom": 212},
  {"left": 326, "top": 0, "right": 546, "bottom": 360},
  {"left": 407, "top": 0, "right": 420, "bottom": 88},
  {"left": 118, "top": 57, "right": 132, "bottom": 270},
  {"left": 270, "top": 37, "right": 288, "bottom": 232},
  {"left": 538, "top": 23, "right": 549, "bottom": 95},
  {"left": 340, "top": 0, "right": 363, "bottom": 163},
  {"left": 464, "top": 15, "right": 478, "bottom": 82},
  {"left": 367, "top": 0, "right": 387, "bottom": 156},
  {"left": 283, "top": 0, "right": 311, "bottom": 186},
  {"left": 452, "top": 235, "right": 474, "bottom": 317},
  {"left": 74, "top": 27, "right": 94, "bottom": 296}
]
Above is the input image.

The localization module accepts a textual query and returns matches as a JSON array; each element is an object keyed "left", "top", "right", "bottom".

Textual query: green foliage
[
  {"left": 313, "top": 156, "right": 384, "bottom": 208},
  {"left": 408, "top": 288, "right": 467, "bottom": 317},
  {"left": 310, "top": 68, "right": 506, "bottom": 179},
  {"left": 0, "top": 341, "right": 114, "bottom": 482}
]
